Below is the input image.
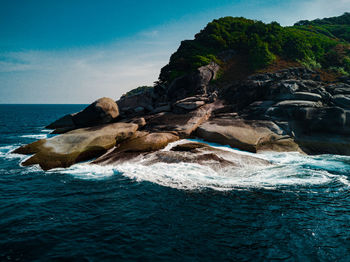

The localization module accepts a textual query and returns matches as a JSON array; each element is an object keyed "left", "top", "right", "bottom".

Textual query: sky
[{"left": 0, "top": 0, "right": 349, "bottom": 104}]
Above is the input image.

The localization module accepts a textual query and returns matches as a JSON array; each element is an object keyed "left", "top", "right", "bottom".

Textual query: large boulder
[
  {"left": 196, "top": 118, "right": 301, "bottom": 153},
  {"left": 144, "top": 102, "right": 221, "bottom": 137},
  {"left": 274, "top": 92, "right": 322, "bottom": 102},
  {"left": 117, "top": 90, "right": 155, "bottom": 115},
  {"left": 293, "top": 107, "right": 346, "bottom": 134},
  {"left": 327, "top": 83, "right": 350, "bottom": 95},
  {"left": 333, "top": 95, "right": 350, "bottom": 109},
  {"left": 15, "top": 123, "right": 138, "bottom": 170},
  {"left": 173, "top": 95, "right": 209, "bottom": 111},
  {"left": 295, "top": 134, "right": 350, "bottom": 155},
  {"left": 93, "top": 132, "right": 179, "bottom": 165},
  {"left": 47, "top": 97, "right": 119, "bottom": 133},
  {"left": 166, "top": 62, "right": 220, "bottom": 101},
  {"left": 118, "top": 132, "right": 179, "bottom": 152}
]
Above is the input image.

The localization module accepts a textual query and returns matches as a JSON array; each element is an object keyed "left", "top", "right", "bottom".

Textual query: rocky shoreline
[{"left": 14, "top": 64, "right": 350, "bottom": 171}]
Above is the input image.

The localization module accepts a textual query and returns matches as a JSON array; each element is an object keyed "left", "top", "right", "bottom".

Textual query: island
[{"left": 14, "top": 13, "right": 350, "bottom": 171}]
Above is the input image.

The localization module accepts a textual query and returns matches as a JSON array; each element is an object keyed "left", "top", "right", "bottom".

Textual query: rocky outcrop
[
  {"left": 92, "top": 132, "right": 179, "bottom": 165},
  {"left": 144, "top": 102, "right": 222, "bottom": 137},
  {"left": 94, "top": 141, "right": 270, "bottom": 171},
  {"left": 117, "top": 132, "right": 179, "bottom": 152},
  {"left": 173, "top": 95, "right": 209, "bottom": 111},
  {"left": 15, "top": 65, "right": 350, "bottom": 171},
  {"left": 47, "top": 97, "right": 119, "bottom": 133},
  {"left": 117, "top": 90, "right": 155, "bottom": 116},
  {"left": 15, "top": 123, "right": 138, "bottom": 170},
  {"left": 166, "top": 62, "right": 220, "bottom": 102},
  {"left": 216, "top": 68, "right": 350, "bottom": 155},
  {"left": 196, "top": 118, "right": 301, "bottom": 153}
]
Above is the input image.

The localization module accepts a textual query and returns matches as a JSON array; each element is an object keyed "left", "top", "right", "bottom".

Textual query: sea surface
[{"left": 1, "top": 104, "right": 350, "bottom": 261}]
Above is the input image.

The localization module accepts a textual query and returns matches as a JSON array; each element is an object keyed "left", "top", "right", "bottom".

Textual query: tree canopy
[{"left": 158, "top": 13, "right": 350, "bottom": 85}]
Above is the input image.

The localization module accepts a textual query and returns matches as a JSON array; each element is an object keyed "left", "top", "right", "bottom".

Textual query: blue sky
[{"left": 1, "top": 0, "right": 349, "bottom": 103}]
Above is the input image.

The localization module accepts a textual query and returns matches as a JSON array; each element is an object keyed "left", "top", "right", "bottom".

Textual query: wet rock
[{"left": 94, "top": 141, "right": 270, "bottom": 171}]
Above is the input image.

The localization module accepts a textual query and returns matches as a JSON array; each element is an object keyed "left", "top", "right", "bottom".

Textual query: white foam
[
  {"left": 21, "top": 134, "right": 48, "bottom": 139},
  {"left": 53, "top": 159, "right": 345, "bottom": 191},
  {"left": 7, "top": 138, "right": 349, "bottom": 191},
  {"left": 41, "top": 129, "right": 53, "bottom": 133},
  {"left": 0, "top": 145, "right": 26, "bottom": 160},
  {"left": 118, "top": 162, "right": 342, "bottom": 191},
  {"left": 47, "top": 139, "right": 350, "bottom": 191},
  {"left": 49, "top": 163, "right": 117, "bottom": 180}
]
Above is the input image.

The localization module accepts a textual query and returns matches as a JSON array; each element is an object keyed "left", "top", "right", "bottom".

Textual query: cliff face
[{"left": 14, "top": 13, "right": 350, "bottom": 170}]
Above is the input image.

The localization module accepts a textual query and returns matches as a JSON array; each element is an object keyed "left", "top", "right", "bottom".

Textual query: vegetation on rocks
[
  {"left": 122, "top": 86, "right": 154, "bottom": 97},
  {"left": 159, "top": 13, "right": 350, "bottom": 85}
]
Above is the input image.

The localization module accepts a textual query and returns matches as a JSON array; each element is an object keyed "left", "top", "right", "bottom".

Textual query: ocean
[{"left": 1, "top": 104, "right": 350, "bottom": 261}]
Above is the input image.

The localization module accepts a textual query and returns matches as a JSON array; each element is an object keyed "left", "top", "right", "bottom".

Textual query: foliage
[
  {"left": 248, "top": 34, "right": 276, "bottom": 69},
  {"left": 295, "top": 12, "right": 350, "bottom": 42},
  {"left": 329, "top": 67, "right": 349, "bottom": 76},
  {"left": 297, "top": 57, "right": 321, "bottom": 71},
  {"left": 159, "top": 13, "right": 350, "bottom": 85},
  {"left": 122, "top": 86, "right": 153, "bottom": 97}
]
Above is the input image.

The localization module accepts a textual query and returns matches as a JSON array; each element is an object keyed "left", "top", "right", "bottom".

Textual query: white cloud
[{"left": 0, "top": 39, "right": 174, "bottom": 103}]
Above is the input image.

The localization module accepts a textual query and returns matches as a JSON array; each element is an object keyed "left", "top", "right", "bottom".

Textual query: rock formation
[
  {"left": 46, "top": 97, "right": 119, "bottom": 133},
  {"left": 15, "top": 123, "right": 138, "bottom": 170},
  {"left": 14, "top": 13, "right": 350, "bottom": 171}
]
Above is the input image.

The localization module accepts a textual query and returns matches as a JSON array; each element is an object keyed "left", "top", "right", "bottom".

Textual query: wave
[
  {"left": 41, "top": 129, "right": 53, "bottom": 133},
  {"left": 20, "top": 134, "right": 48, "bottom": 139},
  {"left": 49, "top": 163, "right": 118, "bottom": 180},
  {"left": 45, "top": 140, "right": 350, "bottom": 191},
  {"left": 0, "top": 145, "right": 26, "bottom": 160}
]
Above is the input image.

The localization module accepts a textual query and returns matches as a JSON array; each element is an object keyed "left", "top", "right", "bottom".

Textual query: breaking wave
[
  {"left": 46, "top": 140, "right": 350, "bottom": 191},
  {"left": 20, "top": 134, "right": 48, "bottom": 139},
  {"left": 0, "top": 145, "right": 26, "bottom": 160}
]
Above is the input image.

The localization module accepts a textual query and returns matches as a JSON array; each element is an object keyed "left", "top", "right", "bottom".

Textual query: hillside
[
  {"left": 158, "top": 13, "right": 350, "bottom": 86},
  {"left": 295, "top": 12, "right": 350, "bottom": 42}
]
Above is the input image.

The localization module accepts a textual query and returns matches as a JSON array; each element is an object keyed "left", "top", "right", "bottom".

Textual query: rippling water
[{"left": 1, "top": 105, "right": 350, "bottom": 261}]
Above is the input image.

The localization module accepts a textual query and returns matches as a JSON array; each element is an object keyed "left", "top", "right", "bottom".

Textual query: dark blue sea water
[{"left": 1, "top": 105, "right": 350, "bottom": 261}]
